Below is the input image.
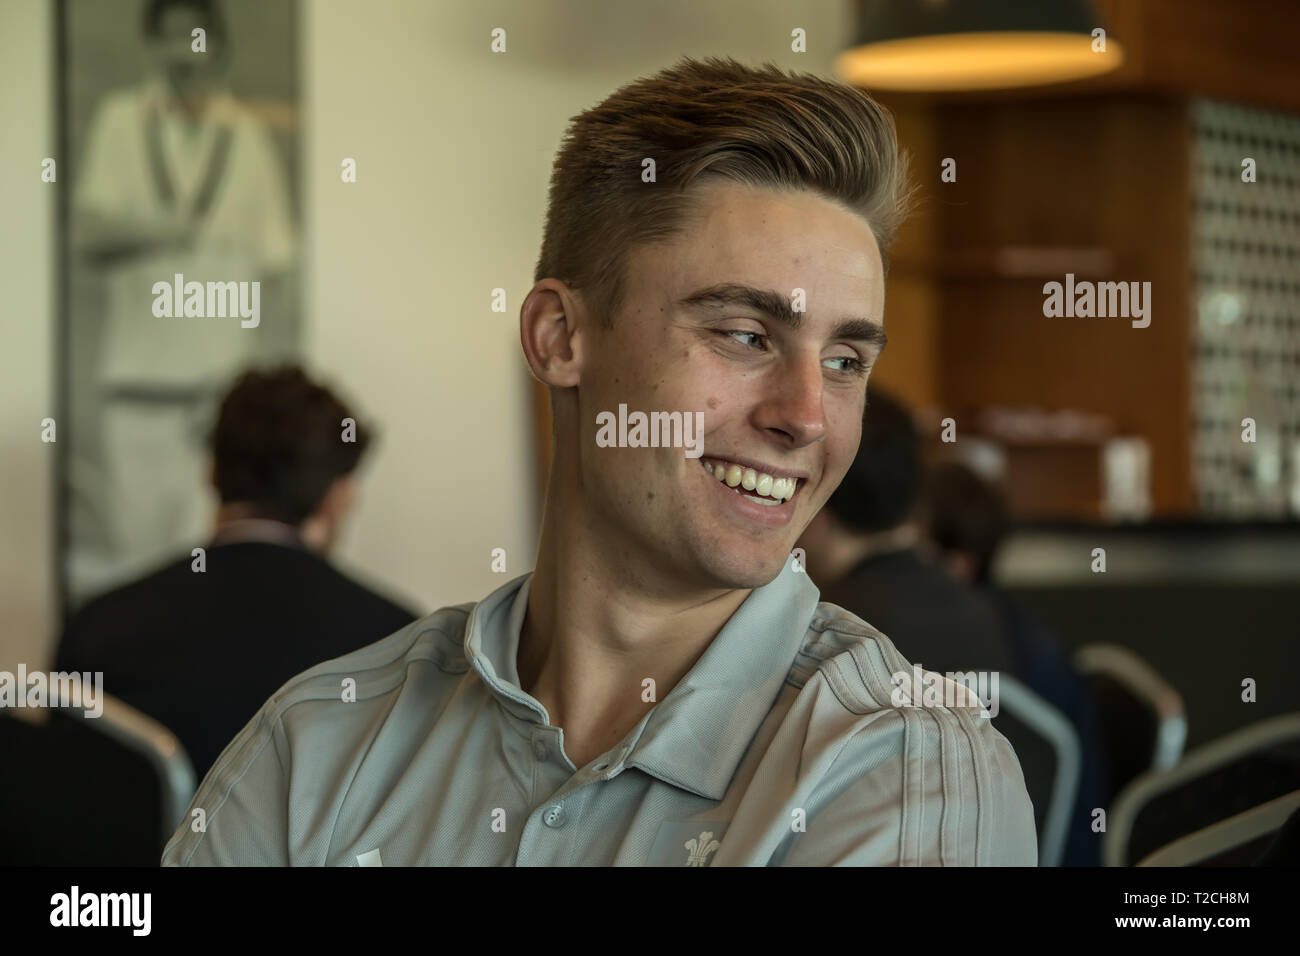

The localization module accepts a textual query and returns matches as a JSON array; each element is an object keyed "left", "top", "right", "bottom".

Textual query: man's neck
[
  {"left": 517, "top": 487, "right": 750, "bottom": 769},
  {"left": 212, "top": 506, "right": 308, "bottom": 550}
]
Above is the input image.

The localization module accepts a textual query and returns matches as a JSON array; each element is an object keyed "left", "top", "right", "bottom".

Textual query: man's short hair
[
  {"left": 208, "top": 365, "right": 371, "bottom": 525},
  {"left": 534, "top": 55, "right": 913, "bottom": 328},
  {"left": 824, "top": 386, "right": 921, "bottom": 534},
  {"left": 142, "top": 0, "right": 228, "bottom": 46},
  {"left": 923, "top": 461, "right": 1010, "bottom": 587}
]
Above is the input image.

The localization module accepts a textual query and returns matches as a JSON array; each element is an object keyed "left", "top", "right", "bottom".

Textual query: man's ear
[{"left": 520, "top": 278, "right": 585, "bottom": 389}]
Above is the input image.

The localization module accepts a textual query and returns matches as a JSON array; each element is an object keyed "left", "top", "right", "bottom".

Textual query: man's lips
[
  {"left": 699, "top": 456, "right": 806, "bottom": 500},
  {"left": 700, "top": 453, "right": 808, "bottom": 482},
  {"left": 697, "top": 456, "right": 805, "bottom": 527}
]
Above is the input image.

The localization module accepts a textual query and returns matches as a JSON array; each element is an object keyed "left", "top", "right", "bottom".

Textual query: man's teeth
[{"left": 701, "top": 458, "right": 797, "bottom": 502}]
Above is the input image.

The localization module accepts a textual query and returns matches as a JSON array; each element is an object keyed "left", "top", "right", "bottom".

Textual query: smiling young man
[{"left": 163, "top": 56, "right": 1036, "bottom": 867}]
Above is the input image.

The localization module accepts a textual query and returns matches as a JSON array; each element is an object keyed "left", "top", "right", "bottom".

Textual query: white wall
[{"left": 0, "top": 0, "right": 55, "bottom": 671}]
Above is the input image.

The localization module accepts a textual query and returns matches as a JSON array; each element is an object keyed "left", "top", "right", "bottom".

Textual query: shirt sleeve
[
  {"left": 778, "top": 708, "right": 1039, "bottom": 866},
  {"left": 161, "top": 708, "right": 292, "bottom": 866}
]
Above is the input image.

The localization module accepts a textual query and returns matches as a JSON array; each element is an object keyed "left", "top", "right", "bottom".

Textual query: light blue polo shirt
[{"left": 162, "top": 558, "right": 1036, "bottom": 865}]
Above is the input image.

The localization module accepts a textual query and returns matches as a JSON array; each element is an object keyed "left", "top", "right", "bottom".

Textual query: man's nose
[{"left": 754, "top": 353, "right": 827, "bottom": 446}]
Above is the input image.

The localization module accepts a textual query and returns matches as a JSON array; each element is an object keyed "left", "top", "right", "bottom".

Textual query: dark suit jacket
[
  {"left": 819, "top": 547, "right": 1014, "bottom": 676},
  {"left": 55, "top": 538, "right": 418, "bottom": 780}
]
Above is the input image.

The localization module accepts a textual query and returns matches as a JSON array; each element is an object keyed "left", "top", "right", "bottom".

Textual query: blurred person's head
[
  {"left": 922, "top": 461, "right": 1010, "bottom": 588},
  {"left": 796, "top": 386, "right": 923, "bottom": 583},
  {"left": 143, "top": 0, "right": 230, "bottom": 100},
  {"left": 521, "top": 56, "right": 913, "bottom": 593},
  {"left": 207, "top": 365, "right": 372, "bottom": 553}
]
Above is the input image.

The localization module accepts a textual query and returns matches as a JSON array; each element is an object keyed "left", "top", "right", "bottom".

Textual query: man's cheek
[{"left": 817, "top": 462, "right": 850, "bottom": 500}]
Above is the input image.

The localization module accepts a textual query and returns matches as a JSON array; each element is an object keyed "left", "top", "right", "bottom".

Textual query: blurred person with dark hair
[
  {"left": 923, "top": 460, "right": 1108, "bottom": 867},
  {"left": 55, "top": 365, "right": 416, "bottom": 780},
  {"left": 797, "top": 387, "right": 1014, "bottom": 677}
]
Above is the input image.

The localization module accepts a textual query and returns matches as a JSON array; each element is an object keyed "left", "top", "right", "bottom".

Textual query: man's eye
[
  {"left": 719, "top": 330, "right": 767, "bottom": 350},
  {"left": 824, "top": 356, "right": 870, "bottom": 376}
]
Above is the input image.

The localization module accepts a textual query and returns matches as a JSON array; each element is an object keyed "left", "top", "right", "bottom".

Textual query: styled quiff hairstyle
[{"left": 534, "top": 55, "right": 913, "bottom": 327}]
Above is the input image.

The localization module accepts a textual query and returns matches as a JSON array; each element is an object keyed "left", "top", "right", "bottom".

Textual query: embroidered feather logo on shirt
[{"left": 684, "top": 831, "right": 721, "bottom": 866}]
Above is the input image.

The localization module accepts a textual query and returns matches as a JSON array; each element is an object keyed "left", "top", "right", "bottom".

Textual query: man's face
[{"left": 575, "top": 179, "right": 886, "bottom": 590}]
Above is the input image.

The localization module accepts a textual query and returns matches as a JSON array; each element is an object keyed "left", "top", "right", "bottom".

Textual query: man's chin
[{"left": 697, "top": 550, "right": 790, "bottom": 591}]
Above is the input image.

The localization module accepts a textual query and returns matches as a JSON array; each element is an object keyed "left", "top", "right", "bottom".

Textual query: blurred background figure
[
  {"left": 797, "top": 387, "right": 1014, "bottom": 678},
  {"left": 68, "top": 0, "right": 298, "bottom": 604},
  {"left": 921, "top": 458, "right": 1108, "bottom": 867},
  {"left": 55, "top": 365, "right": 415, "bottom": 780}
]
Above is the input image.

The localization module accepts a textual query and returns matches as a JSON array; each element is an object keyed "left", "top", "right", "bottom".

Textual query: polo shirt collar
[
  {"left": 463, "top": 560, "right": 822, "bottom": 800},
  {"left": 463, "top": 572, "right": 538, "bottom": 723}
]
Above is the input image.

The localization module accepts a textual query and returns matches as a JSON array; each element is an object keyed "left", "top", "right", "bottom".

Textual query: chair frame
[
  {"left": 996, "top": 674, "right": 1082, "bottom": 867},
  {"left": 1104, "top": 712, "right": 1300, "bottom": 866},
  {"left": 53, "top": 681, "right": 197, "bottom": 845},
  {"left": 1137, "top": 788, "right": 1300, "bottom": 866},
  {"left": 1073, "top": 642, "right": 1187, "bottom": 772}
]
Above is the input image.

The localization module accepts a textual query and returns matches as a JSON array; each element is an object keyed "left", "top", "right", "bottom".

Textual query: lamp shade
[{"left": 835, "top": 0, "right": 1124, "bottom": 91}]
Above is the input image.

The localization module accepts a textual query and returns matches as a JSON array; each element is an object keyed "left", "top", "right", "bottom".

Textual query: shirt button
[
  {"left": 543, "top": 804, "right": 566, "bottom": 828},
  {"left": 533, "top": 740, "right": 549, "bottom": 760}
]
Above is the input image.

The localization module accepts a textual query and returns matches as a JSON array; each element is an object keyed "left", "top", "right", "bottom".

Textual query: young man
[{"left": 163, "top": 57, "right": 1036, "bottom": 866}]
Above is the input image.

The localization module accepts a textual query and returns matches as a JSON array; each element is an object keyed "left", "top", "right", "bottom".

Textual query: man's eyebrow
[
  {"left": 833, "top": 318, "right": 888, "bottom": 352},
  {"left": 677, "top": 283, "right": 887, "bottom": 351}
]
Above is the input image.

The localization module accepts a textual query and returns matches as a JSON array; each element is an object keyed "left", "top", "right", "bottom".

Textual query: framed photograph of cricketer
[{"left": 57, "top": 0, "right": 301, "bottom": 610}]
